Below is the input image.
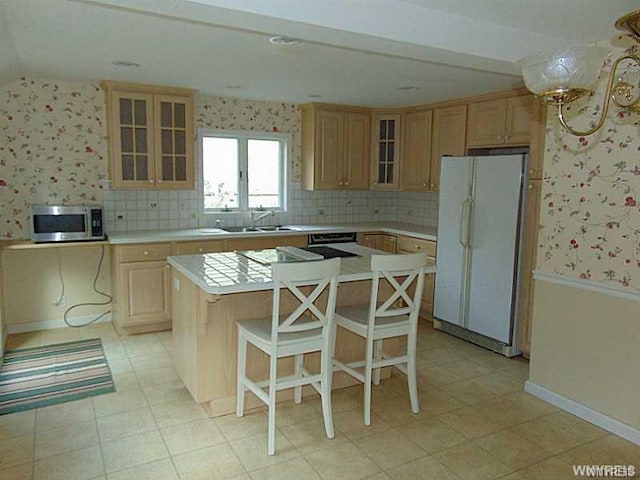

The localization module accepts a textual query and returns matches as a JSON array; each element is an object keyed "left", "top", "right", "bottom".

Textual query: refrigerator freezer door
[
  {"left": 433, "top": 156, "right": 473, "bottom": 327},
  {"left": 466, "top": 155, "right": 523, "bottom": 343}
]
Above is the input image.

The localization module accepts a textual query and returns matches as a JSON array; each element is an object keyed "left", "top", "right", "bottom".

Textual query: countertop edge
[{"left": 108, "top": 223, "right": 437, "bottom": 245}]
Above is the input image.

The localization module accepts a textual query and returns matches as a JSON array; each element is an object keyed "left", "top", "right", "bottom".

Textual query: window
[{"left": 199, "top": 129, "right": 288, "bottom": 212}]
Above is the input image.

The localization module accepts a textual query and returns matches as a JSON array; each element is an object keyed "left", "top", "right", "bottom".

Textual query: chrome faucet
[{"left": 250, "top": 207, "right": 274, "bottom": 227}]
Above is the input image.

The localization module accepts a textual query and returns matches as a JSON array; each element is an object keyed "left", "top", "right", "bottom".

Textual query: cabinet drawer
[
  {"left": 117, "top": 243, "right": 172, "bottom": 262},
  {"left": 397, "top": 236, "right": 436, "bottom": 257},
  {"left": 174, "top": 240, "right": 225, "bottom": 255}
]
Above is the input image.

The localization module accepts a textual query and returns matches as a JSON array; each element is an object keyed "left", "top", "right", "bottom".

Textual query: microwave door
[{"left": 32, "top": 209, "right": 89, "bottom": 242}]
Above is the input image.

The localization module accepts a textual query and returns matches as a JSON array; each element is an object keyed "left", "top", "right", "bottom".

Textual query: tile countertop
[
  {"left": 107, "top": 222, "right": 438, "bottom": 244},
  {"left": 167, "top": 243, "right": 437, "bottom": 295}
]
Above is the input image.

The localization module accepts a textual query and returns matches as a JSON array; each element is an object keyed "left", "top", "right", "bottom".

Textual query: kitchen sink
[
  {"left": 221, "top": 226, "right": 261, "bottom": 232},
  {"left": 220, "top": 225, "right": 294, "bottom": 233},
  {"left": 256, "top": 226, "right": 293, "bottom": 232}
]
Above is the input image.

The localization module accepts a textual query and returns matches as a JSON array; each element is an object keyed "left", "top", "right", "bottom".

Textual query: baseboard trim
[
  {"left": 533, "top": 270, "right": 640, "bottom": 303},
  {"left": 525, "top": 381, "right": 640, "bottom": 446},
  {"left": 7, "top": 314, "right": 112, "bottom": 334}
]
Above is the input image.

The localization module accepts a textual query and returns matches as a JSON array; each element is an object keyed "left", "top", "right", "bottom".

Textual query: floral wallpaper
[
  {"left": 0, "top": 77, "right": 302, "bottom": 239},
  {"left": 0, "top": 77, "right": 107, "bottom": 239},
  {"left": 537, "top": 37, "right": 640, "bottom": 290}
]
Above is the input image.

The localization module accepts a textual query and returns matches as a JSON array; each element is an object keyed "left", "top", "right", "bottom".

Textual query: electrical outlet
[
  {"left": 116, "top": 212, "right": 126, "bottom": 221},
  {"left": 149, "top": 201, "right": 158, "bottom": 209},
  {"left": 318, "top": 209, "right": 325, "bottom": 215},
  {"left": 53, "top": 295, "right": 66, "bottom": 308}
]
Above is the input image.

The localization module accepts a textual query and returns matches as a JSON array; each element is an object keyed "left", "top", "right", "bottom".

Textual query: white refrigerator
[{"left": 433, "top": 154, "right": 525, "bottom": 356}]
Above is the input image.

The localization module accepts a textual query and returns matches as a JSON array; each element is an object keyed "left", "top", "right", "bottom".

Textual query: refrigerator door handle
[
  {"left": 458, "top": 199, "right": 468, "bottom": 248},
  {"left": 459, "top": 198, "right": 472, "bottom": 248},
  {"left": 465, "top": 199, "right": 473, "bottom": 249}
]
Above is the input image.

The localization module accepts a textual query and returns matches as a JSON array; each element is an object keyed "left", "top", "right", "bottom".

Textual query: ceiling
[{"left": 0, "top": 0, "right": 637, "bottom": 106}]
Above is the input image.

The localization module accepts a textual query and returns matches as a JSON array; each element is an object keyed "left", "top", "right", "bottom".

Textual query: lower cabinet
[
  {"left": 112, "top": 243, "right": 172, "bottom": 334},
  {"left": 358, "top": 233, "right": 397, "bottom": 253},
  {"left": 396, "top": 235, "right": 437, "bottom": 318}
]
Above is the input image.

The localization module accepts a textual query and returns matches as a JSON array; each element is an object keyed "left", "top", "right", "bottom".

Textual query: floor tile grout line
[{"left": 91, "top": 396, "right": 109, "bottom": 480}]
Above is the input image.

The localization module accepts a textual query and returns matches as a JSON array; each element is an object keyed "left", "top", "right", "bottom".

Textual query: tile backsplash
[{"left": 102, "top": 182, "right": 439, "bottom": 232}]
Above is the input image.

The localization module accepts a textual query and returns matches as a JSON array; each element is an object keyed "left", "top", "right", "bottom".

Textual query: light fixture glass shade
[{"left": 519, "top": 46, "right": 610, "bottom": 104}]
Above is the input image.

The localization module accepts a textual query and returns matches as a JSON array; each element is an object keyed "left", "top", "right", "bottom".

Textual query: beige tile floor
[{"left": 1, "top": 320, "right": 638, "bottom": 480}]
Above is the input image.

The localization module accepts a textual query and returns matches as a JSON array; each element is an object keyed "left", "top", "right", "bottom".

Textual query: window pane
[
  {"left": 134, "top": 100, "right": 146, "bottom": 126},
  {"left": 119, "top": 98, "right": 132, "bottom": 125},
  {"left": 202, "top": 137, "right": 239, "bottom": 209},
  {"left": 247, "top": 139, "right": 281, "bottom": 209}
]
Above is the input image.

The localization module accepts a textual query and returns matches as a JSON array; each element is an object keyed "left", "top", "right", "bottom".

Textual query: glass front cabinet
[
  {"left": 102, "top": 82, "right": 196, "bottom": 189},
  {"left": 371, "top": 114, "right": 401, "bottom": 190}
]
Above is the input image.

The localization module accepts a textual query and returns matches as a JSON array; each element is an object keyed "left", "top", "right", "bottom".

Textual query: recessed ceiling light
[
  {"left": 225, "top": 85, "right": 243, "bottom": 89},
  {"left": 269, "top": 35, "right": 301, "bottom": 46},
  {"left": 397, "top": 86, "right": 419, "bottom": 91},
  {"left": 112, "top": 60, "right": 140, "bottom": 68}
]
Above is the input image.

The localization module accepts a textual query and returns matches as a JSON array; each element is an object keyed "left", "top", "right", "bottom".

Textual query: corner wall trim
[
  {"left": 6, "top": 314, "right": 112, "bottom": 334},
  {"left": 533, "top": 271, "right": 640, "bottom": 303},
  {"left": 525, "top": 381, "right": 640, "bottom": 446}
]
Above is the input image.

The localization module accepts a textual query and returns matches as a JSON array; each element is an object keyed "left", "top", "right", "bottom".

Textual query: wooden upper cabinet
[
  {"left": 400, "top": 110, "right": 432, "bottom": 191},
  {"left": 343, "top": 112, "right": 371, "bottom": 189},
  {"left": 466, "top": 95, "right": 534, "bottom": 148},
  {"left": 301, "top": 105, "right": 370, "bottom": 190},
  {"left": 155, "top": 95, "right": 194, "bottom": 188},
  {"left": 371, "top": 114, "right": 401, "bottom": 190},
  {"left": 102, "top": 81, "right": 197, "bottom": 190},
  {"left": 431, "top": 105, "right": 467, "bottom": 192}
]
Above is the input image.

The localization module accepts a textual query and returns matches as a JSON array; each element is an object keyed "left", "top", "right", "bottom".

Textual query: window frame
[{"left": 198, "top": 128, "right": 289, "bottom": 214}]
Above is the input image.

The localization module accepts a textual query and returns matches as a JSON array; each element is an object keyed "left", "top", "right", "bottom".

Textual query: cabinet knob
[
  {"left": 528, "top": 184, "right": 534, "bottom": 190},
  {"left": 505, "top": 135, "right": 511, "bottom": 140},
  {"left": 143, "top": 250, "right": 149, "bottom": 256},
  {"left": 374, "top": 182, "right": 379, "bottom": 186},
  {"left": 390, "top": 238, "right": 395, "bottom": 242},
  {"left": 339, "top": 181, "right": 343, "bottom": 186},
  {"left": 415, "top": 245, "right": 421, "bottom": 250},
  {"left": 423, "top": 182, "right": 427, "bottom": 187},
  {"left": 198, "top": 248, "right": 203, "bottom": 253},
  {"left": 149, "top": 179, "right": 154, "bottom": 184},
  {"left": 344, "top": 181, "right": 350, "bottom": 186},
  {"left": 430, "top": 183, "right": 435, "bottom": 188},
  {"left": 529, "top": 169, "right": 534, "bottom": 175}
]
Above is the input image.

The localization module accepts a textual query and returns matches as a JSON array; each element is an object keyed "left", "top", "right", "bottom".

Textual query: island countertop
[{"left": 167, "top": 243, "right": 437, "bottom": 295}]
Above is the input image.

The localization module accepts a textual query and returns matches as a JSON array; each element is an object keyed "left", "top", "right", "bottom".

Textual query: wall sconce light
[{"left": 520, "top": 10, "right": 640, "bottom": 136}]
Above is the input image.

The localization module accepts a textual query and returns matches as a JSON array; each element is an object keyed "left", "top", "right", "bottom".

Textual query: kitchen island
[{"left": 167, "top": 243, "right": 436, "bottom": 417}]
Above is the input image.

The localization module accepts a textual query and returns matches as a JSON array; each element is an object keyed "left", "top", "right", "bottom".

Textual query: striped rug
[{"left": 0, "top": 338, "right": 115, "bottom": 415}]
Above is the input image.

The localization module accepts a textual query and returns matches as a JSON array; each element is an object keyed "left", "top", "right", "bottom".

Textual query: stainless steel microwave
[{"left": 31, "top": 205, "right": 105, "bottom": 243}]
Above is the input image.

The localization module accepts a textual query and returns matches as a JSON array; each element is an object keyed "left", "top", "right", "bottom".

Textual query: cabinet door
[
  {"left": 174, "top": 240, "right": 226, "bottom": 255},
  {"left": 155, "top": 95, "right": 194, "bottom": 189},
  {"left": 314, "top": 110, "right": 344, "bottom": 189},
  {"left": 431, "top": 105, "right": 467, "bottom": 192},
  {"left": 111, "top": 91, "right": 155, "bottom": 188},
  {"left": 466, "top": 99, "right": 507, "bottom": 147},
  {"left": 382, "top": 234, "right": 397, "bottom": 253},
  {"left": 120, "top": 260, "right": 171, "bottom": 327},
  {"left": 517, "top": 179, "right": 541, "bottom": 357},
  {"left": 505, "top": 95, "right": 534, "bottom": 146},
  {"left": 371, "top": 114, "right": 401, "bottom": 190},
  {"left": 400, "top": 110, "right": 432, "bottom": 191},
  {"left": 359, "top": 234, "right": 382, "bottom": 250},
  {"left": 343, "top": 112, "right": 370, "bottom": 189}
]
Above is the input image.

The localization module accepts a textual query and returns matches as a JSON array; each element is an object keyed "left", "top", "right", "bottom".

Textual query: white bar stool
[
  {"left": 236, "top": 258, "right": 341, "bottom": 455},
  {"left": 333, "top": 252, "right": 427, "bottom": 426}
]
